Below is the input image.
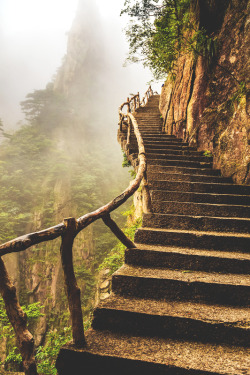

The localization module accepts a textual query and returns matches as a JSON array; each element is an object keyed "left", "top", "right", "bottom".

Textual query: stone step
[
  {"left": 130, "top": 147, "right": 207, "bottom": 159},
  {"left": 139, "top": 135, "right": 184, "bottom": 142},
  {"left": 148, "top": 171, "right": 232, "bottom": 183},
  {"left": 130, "top": 139, "right": 187, "bottom": 147},
  {"left": 131, "top": 133, "right": 177, "bottom": 139},
  {"left": 150, "top": 180, "right": 250, "bottom": 195},
  {"left": 125, "top": 245, "right": 250, "bottom": 274},
  {"left": 56, "top": 329, "right": 250, "bottom": 375},
  {"left": 112, "top": 265, "right": 250, "bottom": 306},
  {"left": 147, "top": 153, "right": 212, "bottom": 163},
  {"left": 92, "top": 295, "right": 250, "bottom": 346},
  {"left": 135, "top": 118, "right": 162, "bottom": 121},
  {"left": 152, "top": 200, "right": 250, "bottom": 218},
  {"left": 143, "top": 212, "right": 250, "bottom": 233},
  {"left": 136, "top": 130, "right": 164, "bottom": 134},
  {"left": 145, "top": 148, "right": 205, "bottom": 157},
  {"left": 131, "top": 130, "right": 165, "bottom": 135},
  {"left": 143, "top": 143, "right": 197, "bottom": 151},
  {"left": 148, "top": 158, "right": 213, "bottom": 168},
  {"left": 135, "top": 228, "right": 250, "bottom": 253},
  {"left": 143, "top": 137, "right": 183, "bottom": 143},
  {"left": 148, "top": 165, "right": 221, "bottom": 176},
  {"left": 137, "top": 123, "right": 163, "bottom": 126},
  {"left": 151, "top": 189, "right": 250, "bottom": 206},
  {"left": 136, "top": 126, "right": 163, "bottom": 129}
]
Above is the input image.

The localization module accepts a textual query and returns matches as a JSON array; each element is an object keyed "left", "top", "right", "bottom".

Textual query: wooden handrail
[{"left": 0, "top": 86, "right": 154, "bottom": 374}]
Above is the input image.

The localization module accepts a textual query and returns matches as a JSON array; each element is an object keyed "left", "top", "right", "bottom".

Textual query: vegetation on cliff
[
  {"left": 123, "top": 0, "right": 249, "bottom": 184},
  {"left": 0, "top": 76, "right": 132, "bottom": 372}
]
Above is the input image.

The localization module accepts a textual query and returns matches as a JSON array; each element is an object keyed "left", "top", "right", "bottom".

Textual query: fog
[{"left": 0, "top": 0, "right": 161, "bottom": 130}]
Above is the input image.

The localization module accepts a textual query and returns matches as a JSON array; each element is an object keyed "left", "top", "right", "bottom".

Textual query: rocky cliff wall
[{"left": 159, "top": 0, "right": 250, "bottom": 184}]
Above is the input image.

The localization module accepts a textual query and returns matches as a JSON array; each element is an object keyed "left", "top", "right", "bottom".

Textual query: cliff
[{"left": 159, "top": 0, "right": 249, "bottom": 184}]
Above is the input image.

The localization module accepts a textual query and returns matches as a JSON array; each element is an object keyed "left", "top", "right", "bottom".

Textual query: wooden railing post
[
  {"left": 126, "top": 116, "right": 131, "bottom": 148},
  {"left": 0, "top": 258, "right": 38, "bottom": 375},
  {"left": 133, "top": 97, "right": 136, "bottom": 112},
  {"left": 102, "top": 214, "right": 136, "bottom": 249},
  {"left": 60, "top": 218, "right": 86, "bottom": 348},
  {"left": 127, "top": 98, "right": 131, "bottom": 113}
]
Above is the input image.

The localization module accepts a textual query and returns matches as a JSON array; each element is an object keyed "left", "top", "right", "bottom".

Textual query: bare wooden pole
[
  {"left": 60, "top": 218, "right": 86, "bottom": 348},
  {"left": 126, "top": 116, "right": 131, "bottom": 147},
  {"left": 127, "top": 97, "right": 131, "bottom": 113},
  {"left": 102, "top": 214, "right": 136, "bottom": 249},
  {"left": 0, "top": 258, "right": 38, "bottom": 375}
]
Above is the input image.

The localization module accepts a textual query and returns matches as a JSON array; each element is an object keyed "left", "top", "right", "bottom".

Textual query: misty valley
[{"left": 0, "top": 2, "right": 135, "bottom": 373}]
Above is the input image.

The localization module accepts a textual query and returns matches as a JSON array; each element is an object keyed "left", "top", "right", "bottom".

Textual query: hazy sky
[{"left": 0, "top": 0, "right": 160, "bottom": 129}]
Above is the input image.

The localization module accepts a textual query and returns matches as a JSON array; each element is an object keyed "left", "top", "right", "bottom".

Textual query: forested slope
[{"left": 0, "top": 2, "right": 132, "bottom": 372}]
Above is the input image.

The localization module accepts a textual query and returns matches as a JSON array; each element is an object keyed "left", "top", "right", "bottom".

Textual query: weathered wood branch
[
  {"left": 60, "top": 218, "right": 86, "bottom": 348},
  {"left": 102, "top": 214, "right": 136, "bottom": 249},
  {"left": 0, "top": 224, "right": 65, "bottom": 257},
  {"left": 0, "top": 258, "right": 38, "bottom": 375}
]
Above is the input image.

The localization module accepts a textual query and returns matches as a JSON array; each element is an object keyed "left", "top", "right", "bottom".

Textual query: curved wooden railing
[{"left": 0, "top": 86, "right": 154, "bottom": 375}]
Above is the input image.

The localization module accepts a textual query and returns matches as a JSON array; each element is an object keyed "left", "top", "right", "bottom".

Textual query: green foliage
[
  {"left": 121, "top": 150, "right": 137, "bottom": 178},
  {"left": 3, "top": 348, "right": 22, "bottom": 370},
  {"left": 122, "top": 151, "right": 131, "bottom": 167},
  {"left": 203, "top": 150, "right": 213, "bottom": 157},
  {"left": 122, "top": 0, "right": 191, "bottom": 78},
  {"left": 0, "top": 299, "right": 43, "bottom": 371},
  {"left": 122, "top": 0, "right": 219, "bottom": 78},
  {"left": 36, "top": 328, "right": 72, "bottom": 375},
  {"left": 20, "top": 83, "right": 70, "bottom": 129},
  {"left": 0, "top": 46, "right": 131, "bottom": 374},
  {"left": 228, "top": 81, "right": 247, "bottom": 106}
]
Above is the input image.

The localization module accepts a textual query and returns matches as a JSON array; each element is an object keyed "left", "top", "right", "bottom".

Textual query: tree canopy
[{"left": 121, "top": 0, "right": 218, "bottom": 79}]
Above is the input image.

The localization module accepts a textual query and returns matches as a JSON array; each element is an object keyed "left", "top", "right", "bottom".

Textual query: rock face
[{"left": 159, "top": 0, "right": 250, "bottom": 184}]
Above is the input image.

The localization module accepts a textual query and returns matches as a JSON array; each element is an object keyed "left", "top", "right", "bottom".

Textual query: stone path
[{"left": 56, "top": 95, "right": 250, "bottom": 375}]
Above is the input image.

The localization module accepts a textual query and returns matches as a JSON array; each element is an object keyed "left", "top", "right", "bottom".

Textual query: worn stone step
[
  {"left": 136, "top": 117, "right": 163, "bottom": 120},
  {"left": 148, "top": 171, "right": 231, "bottom": 183},
  {"left": 135, "top": 228, "right": 250, "bottom": 253},
  {"left": 148, "top": 165, "right": 221, "bottom": 176},
  {"left": 125, "top": 245, "right": 250, "bottom": 274},
  {"left": 151, "top": 180, "right": 250, "bottom": 195},
  {"left": 143, "top": 212, "right": 250, "bottom": 234},
  {"left": 136, "top": 126, "right": 163, "bottom": 130},
  {"left": 140, "top": 135, "right": 184, "bottom": 142},
  {"left": 147, "top": 153, "right": 212, "bottom": 163},
  {"left": 130, "top": 148, "right": 207, "bottom": 159},
  {"left": 145, "top": 149, "right": 205, "bottom": 157},
  {"left": 144, "top": 143, "right": 197, "bottom": 151},
  {"left": 137, "top": 125, "right": 162, "bottom": 129},
  {"left": 132, "top": 130, "right": 165, "bottom": 135},
  {"left": 143, "top": 137, "right": 182, "bottom": 142},
  {"left": 148, "top": 158, "right": 212, "bottom": 168},
  {"left": 151, "top": 189, "right": 250, "bottom": 206},
  {"left": 130, "top": 139, "right": 187, "bottom": 147},
  {"left": 152, "top": 200, "right": 250, "bottom": 218},
  {"left": 93, "top": 295, "right": 250, "bottom": 346},
  {"left": 112, "top": 265, "right": 250, "bottom": 306},
  {"left": 135, "top": 110, "right": 161, "bottom": 114},
  {"left": 131, "top": 134, "right": 180, "bottom": 140},
  {"left": 56, "top": 329, "right": 250, "bottom": 375}
]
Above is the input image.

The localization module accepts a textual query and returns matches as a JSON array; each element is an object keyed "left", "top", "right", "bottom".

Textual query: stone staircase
[{"left": 56, "top": 95, "right": 250, "bottom": 374}]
